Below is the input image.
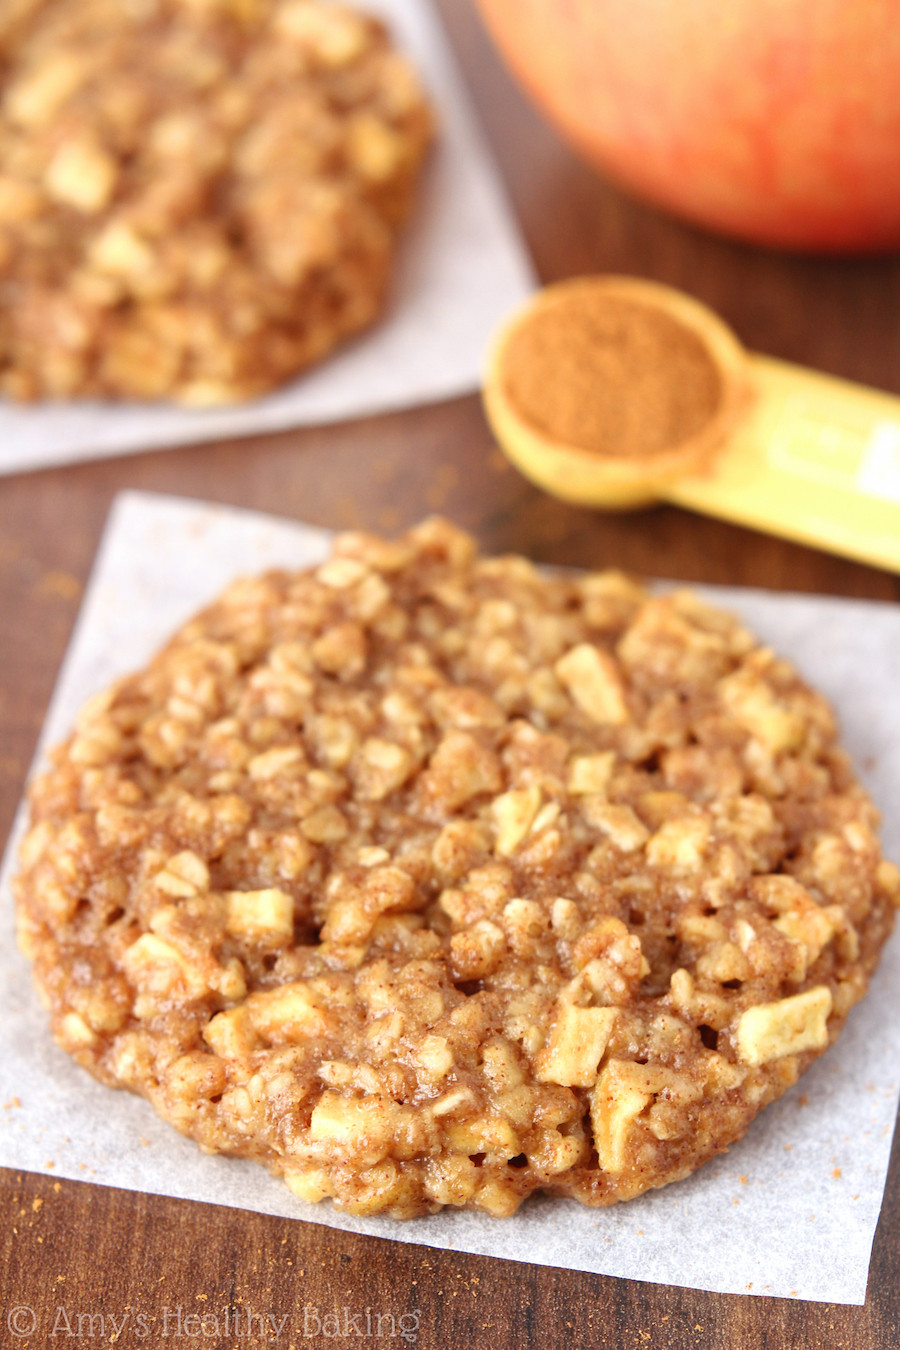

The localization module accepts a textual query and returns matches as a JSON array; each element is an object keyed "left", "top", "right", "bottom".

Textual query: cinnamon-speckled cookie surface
[
  {"left": 0, "top": 0, "right": 431, "bottom": 404},
  {"left": 14, "top": 520, "right": 899, "bottom": 1217}
]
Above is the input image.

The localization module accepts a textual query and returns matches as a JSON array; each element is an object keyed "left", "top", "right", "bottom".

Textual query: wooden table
[{"left": 3, "top": 4, "right": 900, "bottom": 1346}]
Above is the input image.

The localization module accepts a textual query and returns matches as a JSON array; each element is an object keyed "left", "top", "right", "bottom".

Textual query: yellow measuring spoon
[{"left": 483, "top": 276, "right": 900, "bottom": 573}]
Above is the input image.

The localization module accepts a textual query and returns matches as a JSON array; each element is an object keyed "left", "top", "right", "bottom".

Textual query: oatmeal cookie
[
  {"left": 14, "top": 520, "right": 899, "bottom": 1218},
  {"left": 0, "top": 0, "right": 431, "bottom": 404}
]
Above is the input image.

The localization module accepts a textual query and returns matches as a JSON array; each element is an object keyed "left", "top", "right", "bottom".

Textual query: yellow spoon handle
[{"left": 665, "top": 355, "right": 900, "bottom": 573}]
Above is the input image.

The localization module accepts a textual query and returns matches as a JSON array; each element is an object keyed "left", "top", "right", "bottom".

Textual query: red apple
[{"left": 475, "top": 0, "right": 900, "bottom": 252}]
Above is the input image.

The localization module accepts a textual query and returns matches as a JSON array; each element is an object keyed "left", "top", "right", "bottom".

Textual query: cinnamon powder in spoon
[{"left": 500, "top": 291, "right": 723, "bottom": 459}]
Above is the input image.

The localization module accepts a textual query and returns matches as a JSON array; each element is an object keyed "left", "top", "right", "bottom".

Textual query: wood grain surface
[{"left": 3, "top": 3, "right": 900, "bottom": 1346}]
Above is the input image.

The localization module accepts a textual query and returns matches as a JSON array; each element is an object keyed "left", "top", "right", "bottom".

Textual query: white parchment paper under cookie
[
  {"left": 2, "top": 491, "right": 899, "bottom": 1306},
  {"left": 0, "top": 0, "right": 534, "bottom": 476}
]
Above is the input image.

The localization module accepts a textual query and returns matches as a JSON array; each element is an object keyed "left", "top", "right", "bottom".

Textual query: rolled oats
[
  {"left": 14, "top": 519, "right": 899, "bottom": 1217},
  {"left": 0, "top": 0, "right": 431, "bottom": 403}
]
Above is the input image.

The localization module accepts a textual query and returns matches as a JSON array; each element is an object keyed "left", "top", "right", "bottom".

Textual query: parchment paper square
[
  {"left": 2, "top": 490, "right": 899, "bottom": 1304},
  {"left": 0, "top": 0, "right": 534, "bottom": 475}
]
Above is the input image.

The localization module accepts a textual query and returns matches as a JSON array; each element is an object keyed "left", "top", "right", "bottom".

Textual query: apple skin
[{"left": 475, "top": 0, "right": 900, "bottom": 252}]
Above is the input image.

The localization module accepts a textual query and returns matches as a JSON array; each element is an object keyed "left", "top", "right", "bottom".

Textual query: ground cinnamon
[{"left": 500, "top": 290, "right": 723, "bottom": 458}]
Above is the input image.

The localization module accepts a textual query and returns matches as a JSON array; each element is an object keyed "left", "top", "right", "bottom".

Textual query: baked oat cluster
[
  {"left": 0, "top": 0, "right": 431, "bottom": 403},
  {"left": 15, "top": 520, "right": 899, "bottom": 1218}
]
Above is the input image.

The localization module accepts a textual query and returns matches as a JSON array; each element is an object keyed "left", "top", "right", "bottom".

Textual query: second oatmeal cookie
[{"left": 0, "top": 0, "right": 432, "bottom": 404}]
